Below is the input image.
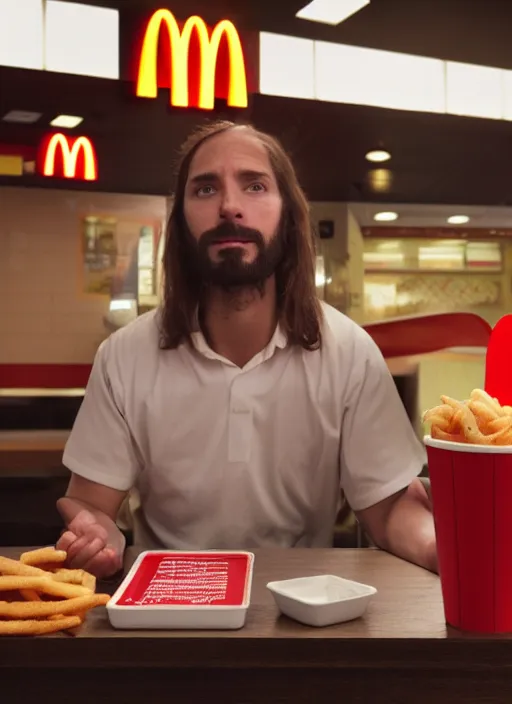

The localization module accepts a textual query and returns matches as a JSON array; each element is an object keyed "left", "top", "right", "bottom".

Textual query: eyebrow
[
  {"left": 189, "top": 171, "right": 218, "bottom": 185},
  {"left": 188, "top": 169, "right": 272, "bottom": 185}
]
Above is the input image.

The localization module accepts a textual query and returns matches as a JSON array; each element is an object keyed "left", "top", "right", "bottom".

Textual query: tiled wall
[{"left": 0, "top": 187, "right": 166, "bottom": 364}]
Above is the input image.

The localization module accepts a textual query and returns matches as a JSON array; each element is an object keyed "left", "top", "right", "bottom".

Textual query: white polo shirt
[{"left": 63, "top": 302, "right": 426, "bottom": 550}]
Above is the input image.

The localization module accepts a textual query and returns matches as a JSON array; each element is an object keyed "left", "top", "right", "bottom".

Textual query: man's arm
[
  {"left": 59, "top": 473, "right": 127, "bottom": 522},
  {"left": 356, "top": 478, "right": 437, "bottom": 572},
  {"left": 56, "top": 338, "right": 142, "bottom": 577},
  {"left": 339, "top": 323, "right": 435, "bottom": 572}
]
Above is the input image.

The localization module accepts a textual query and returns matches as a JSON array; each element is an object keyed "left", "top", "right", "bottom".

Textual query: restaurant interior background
[{"left": 2, "top": 0, "right": 512, "bottom": 545}]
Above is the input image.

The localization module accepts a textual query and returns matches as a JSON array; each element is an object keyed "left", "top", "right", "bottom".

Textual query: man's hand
[
  {"left": 56, "top": 507, "right": 125, "bottom": 579},
  {"left": 56, "top": 475, "right": 128, "bottom": 579}
]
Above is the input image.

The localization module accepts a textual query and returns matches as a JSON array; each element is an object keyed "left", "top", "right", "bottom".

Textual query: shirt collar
[{"left": 190, "top": 318, "right": 287, "bottom": 367}]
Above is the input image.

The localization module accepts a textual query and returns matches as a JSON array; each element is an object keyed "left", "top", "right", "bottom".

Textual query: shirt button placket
[{"left": 228, "top": 377, "right": 253, "bottom": 463}]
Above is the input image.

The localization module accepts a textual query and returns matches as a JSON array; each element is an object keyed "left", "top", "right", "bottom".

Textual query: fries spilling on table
[
  {"left": 423, "top": 389, "right": 512, "bottom": 445},
  {"left": 0, "top": 547, "right": 110, "bottom": 636}
]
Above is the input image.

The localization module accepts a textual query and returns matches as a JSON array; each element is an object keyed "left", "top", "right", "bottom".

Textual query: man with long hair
[{"left": 56, "top": 120, "right": 436, "bottom": 578}]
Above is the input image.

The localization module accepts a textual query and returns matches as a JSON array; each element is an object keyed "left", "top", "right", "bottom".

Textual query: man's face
[{"left": 182, "top": 128, "right": 284, "bottom": 288}]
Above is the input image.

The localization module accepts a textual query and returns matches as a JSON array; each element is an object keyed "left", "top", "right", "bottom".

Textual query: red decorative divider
[{"left": 0, "top": 364, "right": 92, "bottom": 389}]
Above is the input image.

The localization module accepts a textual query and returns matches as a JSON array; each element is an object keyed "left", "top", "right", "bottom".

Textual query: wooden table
[{"left": 2, "top": 547, "right": 511, "bottom": 703}]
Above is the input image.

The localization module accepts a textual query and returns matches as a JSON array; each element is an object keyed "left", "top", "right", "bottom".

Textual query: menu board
[{"left": 81, "top": 215, "right": 161, "bottom": 297}]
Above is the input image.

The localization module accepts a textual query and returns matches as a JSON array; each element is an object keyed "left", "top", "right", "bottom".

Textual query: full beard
[{"left": 184, "top": 220, "right": 284, "bottom": 291}]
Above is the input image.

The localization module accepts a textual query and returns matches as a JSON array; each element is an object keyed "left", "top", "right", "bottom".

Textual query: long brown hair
[{"left": 159, "top": 120, "right": 322, "bottom": 350}]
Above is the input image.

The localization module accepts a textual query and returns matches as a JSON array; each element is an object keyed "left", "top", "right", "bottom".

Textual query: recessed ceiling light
[
  {"left": 366, "top": 168, "right": 393, "bottom": 193},
  {"left": 296, "top": 0, "right": 370, "bottom": 26},
  {"left": 366, "top": 149, "right": 391, "bottom": 163},
  {"left": 447, "top": 215, "right": 470, "bottom": 225},
  {"left": 2, "top": 110, "right": 42, "bottom": 124},
  {"left": 50, "top": 114, "right": 84, "bottom": 128},
  {"left": 374, "top": 211, "right": 398, "bottom": 222}
]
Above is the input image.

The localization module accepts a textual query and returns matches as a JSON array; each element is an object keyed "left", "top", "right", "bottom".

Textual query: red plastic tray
[{"left": 116, "top": 552, "right": 251, "bottom": 607}]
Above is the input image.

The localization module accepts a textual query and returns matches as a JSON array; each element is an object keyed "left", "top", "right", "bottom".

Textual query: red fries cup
[{"left": 425, "top": 435, "right": 512, "bottom": 633}]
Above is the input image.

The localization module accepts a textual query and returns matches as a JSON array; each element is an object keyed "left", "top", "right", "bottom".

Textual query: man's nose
[{"left": 219, "top": 188, "right": 244, "bottom": 222}]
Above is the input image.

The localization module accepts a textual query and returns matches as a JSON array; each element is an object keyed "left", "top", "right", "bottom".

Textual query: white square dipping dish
[
  {"left": 107, "top": 550, "right": 255, "bottom": 630},
  {"left": 266, "top": 574, "right": 377, "bottom": 627}
]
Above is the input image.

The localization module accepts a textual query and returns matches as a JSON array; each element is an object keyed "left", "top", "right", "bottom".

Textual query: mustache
[{"left": 199, "top": 222, "right": 265, "bottom": 247}]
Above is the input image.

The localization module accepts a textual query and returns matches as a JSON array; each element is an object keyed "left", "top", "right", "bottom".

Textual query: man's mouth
[{"left": 212, "top": 239, "right": 250, "bottom": 246}]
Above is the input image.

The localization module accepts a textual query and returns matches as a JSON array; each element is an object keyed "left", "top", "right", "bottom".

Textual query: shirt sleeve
[
  {"left": 62, "top": 339, "right": 142, "bottom": 492},
  {"left": 340, "top": 329, "right": 427, "bottom": 512}
]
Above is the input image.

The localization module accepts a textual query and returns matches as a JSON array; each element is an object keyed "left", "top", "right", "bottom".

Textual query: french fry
[
  {"left": 424, "top": 389, "right": 512, "bottom": 446},
  {"left": 0, "top": 551, "right": 110, "bottom": 637},
  {"left": 0, "top": 593, "right": 110, "bottom": 619},
  {"left": 467, "top": 400, "right": 498, "bottom": 426},
  {"left": 0, "top": 556, "right": 47, "bottom": 578},
  {"left": 82, "top": 572, "right": 96, "bottom": 593},
  {"left": 431, "top": 426, "right": 465, "bottom": 443},
  {"left": 0, "top": 576, "right": 92, "bottom": 599},
  {"left": 469, "top": 389, "right": 504, "bottom": 416},
  {"left": 423, "top": 411, "right": 452, "bottom": 432},
  {"left": 0, "top": 615, "right": 82, "bottom": 636},
  {"left": 52, "top": 568, "right": 96, "bottom": 593},
  {"left": 48, "top": 611, "right": 86, "bottom": 637},
  {"left": 20, "top": 547, "right": 67, "bottom": 567}
]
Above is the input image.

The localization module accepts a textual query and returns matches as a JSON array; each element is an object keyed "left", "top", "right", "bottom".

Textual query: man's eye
[
  {"left": 248, "top": 183, "right": 265, "bottom": 192},
  {"left": 197, "top": 185, "right": 215, "bottom": 196}
]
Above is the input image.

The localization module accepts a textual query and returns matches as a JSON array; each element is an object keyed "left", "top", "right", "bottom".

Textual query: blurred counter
[
  {"left": 0, "top": 389, "right": 84, "bottom": 433},
  {"left": 0, "top": 430, "right": 69, "bottom": 453}
]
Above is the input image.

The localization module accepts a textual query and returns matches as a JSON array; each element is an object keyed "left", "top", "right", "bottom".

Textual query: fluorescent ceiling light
[
  {"left": 366, "top": 149, "right": 391, "bottom": 163},
  {"left": 259, "top": 32, "right": 315, "bottom": 99},
  {"left": 2, "top": 110, "right": 42, "bottom": 124},
  {"left": 258, "top": 33, "right": 512, "bottom": 121},
  {"left": 502, "top": 71, "right": 512, "bottom": 121},
  {"left": 50, "top": 114, "right": 84, "bottom": 128},
  {"left": 296, "top": 0, "right": 370, "bottom": 26},
  {"left": 374, "top": 211, "right": 398, "bottom": 222},
  {"left": 0, "top": 0, "right": 44, "bottom": 70},
  {"left": 447, "top": 215, "right": 470, "bottom": 225},
  {"left": 314, "top": 41, "right": 446, "bottom": 113},
  {"left": 45, "top": 1, "right": 119, "bottom": 79},
  {"left": 446, "top": 62, "right": 503, "bottom": 120}
]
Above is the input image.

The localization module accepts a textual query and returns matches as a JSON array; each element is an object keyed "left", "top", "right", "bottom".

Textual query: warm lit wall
[
  {"left": 419, "top": 351, "right": 485, "bottom": 430},
  {"left": 0, "top": 186, "right": 166, "bottom": 365},
  {"left": 310, "top": 202, "right": 364, "bottom": 321}
]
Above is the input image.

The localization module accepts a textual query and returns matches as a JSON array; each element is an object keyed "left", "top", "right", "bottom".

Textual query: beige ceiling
[{"left": 349, "top": 203, "right": 512, "bottom": 229}]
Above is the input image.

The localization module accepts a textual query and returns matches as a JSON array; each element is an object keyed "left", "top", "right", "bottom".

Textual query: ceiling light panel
[
  {"left": 296, "top": 0, "right": 370, "bottom": 26},
  {"left": 259, "top": 32, "right": 315, "bottom": 99},
  {"left": 50, "top": 114, "right": 84, "bottom": 128},
  {"left": 45, "top": 1, "right": 119, "bottom": 79},
  {"left": 0, "top": 0, "right": 44, "bottom": 70},
  {"left": 446, "top": 62, "right": 503, "bottom": 120},
  {"left": 314, "top": 42, "right": 446, "bottom": 113}
]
